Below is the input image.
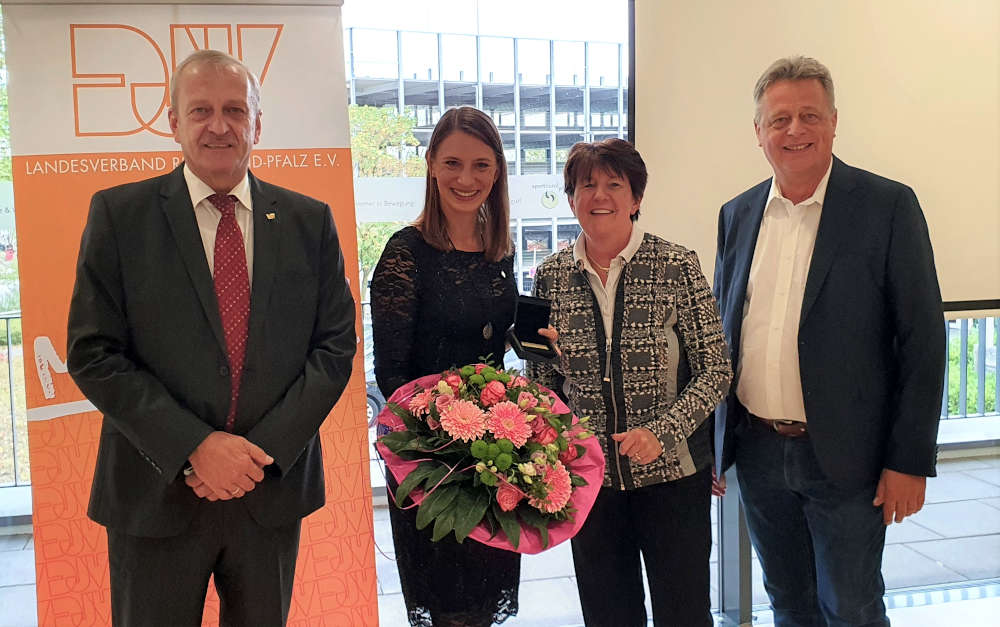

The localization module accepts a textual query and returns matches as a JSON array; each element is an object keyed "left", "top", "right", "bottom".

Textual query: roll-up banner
[{"left": 4, "top": 1, "right": 377, "bottom": 624}]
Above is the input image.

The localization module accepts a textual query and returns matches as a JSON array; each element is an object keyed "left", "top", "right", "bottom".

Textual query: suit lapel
[
  {"left": 247, "top": 173, "right": 280, "bottom": 351},
  {"left": 727, "top": 182, "right": 768, "bottom": 368},
  {"left": 800, "top": 156, "right": 859, "bottom": 325},
  {"left": 160, "top": 166, "right": 227, "bottom": 353}
]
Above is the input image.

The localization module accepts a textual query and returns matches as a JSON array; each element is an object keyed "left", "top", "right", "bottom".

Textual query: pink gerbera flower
[
  {"left": 529, "top": 461, "right": 573, "bottom": 514},
  {"left": 485, "top": 401, "right": 532, "bottom": 447},
  {"left": 439, "top": 400, "right": 487, "bottom": 442},
  {"left": 407, "top": 388, "right": 434, "bottom": 415}
]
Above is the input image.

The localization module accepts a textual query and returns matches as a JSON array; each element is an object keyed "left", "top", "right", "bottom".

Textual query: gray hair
[
  {"left": 753, "top": 56, "right": 835, "bottom": 123},
  {"left": 169, "top": 49, "right": 261, "bottom": 115}
]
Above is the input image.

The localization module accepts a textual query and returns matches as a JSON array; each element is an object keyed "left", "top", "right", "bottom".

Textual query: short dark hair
[
  {"left": 563, "top": 138, "right": 647, "bottom": 221},
  {"left": 415, "top": 106, "right": 512, "bottom": 262}
]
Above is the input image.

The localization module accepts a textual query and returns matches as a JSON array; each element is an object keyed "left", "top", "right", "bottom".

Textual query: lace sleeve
[{"left": 371, "top": 230, "right": 420, "bottom": 399}]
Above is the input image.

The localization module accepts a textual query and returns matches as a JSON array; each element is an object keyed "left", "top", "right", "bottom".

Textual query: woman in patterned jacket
[{"left": 530, "top": 138, "right": 731, "bottom": 627}]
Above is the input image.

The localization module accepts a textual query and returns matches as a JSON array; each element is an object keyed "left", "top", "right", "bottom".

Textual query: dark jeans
[
  {"left": 571, "top": 468, "right": 713, "bottom": 627},
  {"left": 107, "top": 499, "right": 301, "bottom": 626},
  {"left": 736, "top": 422, "right": 889, "bottom": 627}
]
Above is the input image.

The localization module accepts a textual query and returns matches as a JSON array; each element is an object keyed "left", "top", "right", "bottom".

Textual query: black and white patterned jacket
[{"left": 529, "top": 233, "right": 732, "bottom": 490}]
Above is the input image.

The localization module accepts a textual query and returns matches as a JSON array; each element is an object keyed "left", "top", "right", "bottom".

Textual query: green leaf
[
  {"left": 519, "top": 507, "right": 551, "bottom": 549},
  {"left": 415, "top": 484, "right": 459, "bottom": 530},
  {"left": 571, "top": 475, "right": 587, "bottom": 487},
  {"left": 394, "top": 463, "right": 436, "bottom": 505},
  {"left": 453, "top": 489, "right": 490, "bottom": 543},
  {"left": 493, "top": 502, "right": 520, "bottom": 550},
  {"left": 423, "top": 464, "right": 451, "bottom": 491},
  {"left": 483, "top": 509, "right": 499, "bottom": 539},
  {"left": 378, "top": 430, "right": 416, "bottom": 453},
  {"left": 388, "top": 402, "right": 421, "bottom": 432},
  {"left": 431, "top": 508, "right": 458, "bottom": 542}
]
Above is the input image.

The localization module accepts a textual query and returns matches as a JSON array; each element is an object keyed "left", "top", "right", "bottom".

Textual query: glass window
[
  {"left": 589, "top": 86, "right": 620, "bottom": 131},
  {"left": 401, "top": 31, "right": 438, "bottom": 81},
  {"left": 519, "top": 85, "right": 550, "bottom": 129},
  {"left": 555, "top": 87, "right": 584, "bottom": 129},
  {"left": 557, "top": 220, "right": 582, "bottom": 251},
  {"left": 441, "top": 34, "right": 477, "bottom": 82},
  {"left": 483, "top": 84, "right": 515, "bottom": 130},
  {"left": 520, "top": 132, "right": 551, "bottom": 174},
  {"left": 350, "top": 28, "right": 398, "bottom": 79},
  {"left": 481, "top": 36, "right": 514, "bottom": 84},
  {"left": 588, "top": 42, "right": 620, "bottom": 88},
  {"left": 501, "top": 131, "right": 517, "bottom": 172},
  {"left": 517, "top": 219, "right": 555, "bottom": 294},
  {"left": 403, "top": 82, "right": 441, "bottom": 129},
  {"left": 444, "top": 82, "right": 477, "bottom": 109},
  {"left": 553, "top": 40, "right": 585, "bottom": 86},
  {"left": 353, "top": 80, "right": 399, "bottom": 109},
  {"left": 517, "top": 38, "right": 550, "bottom": 85},
  {"left": 556, "top": 132, "right": 585, "bottom": 170}
]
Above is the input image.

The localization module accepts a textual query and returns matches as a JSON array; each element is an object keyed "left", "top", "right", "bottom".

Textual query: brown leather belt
[{"left": 751, "top": 414, "right": 807, "bottom": 438}]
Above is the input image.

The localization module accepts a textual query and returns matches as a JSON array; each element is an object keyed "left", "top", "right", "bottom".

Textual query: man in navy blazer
[
  {"left": 713, "top": 56, "right": 945, "bottom": 626},
  {"left": 67, "top": 50, "right": 356, "bottom": 625}
]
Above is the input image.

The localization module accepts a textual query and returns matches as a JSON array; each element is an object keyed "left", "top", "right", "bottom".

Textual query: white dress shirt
[
  {"left": 183, "top": 165, "right": 255, "bottom": 284},
  {"left": 736, "top": 161, "right": 832, "bottom": 423}
]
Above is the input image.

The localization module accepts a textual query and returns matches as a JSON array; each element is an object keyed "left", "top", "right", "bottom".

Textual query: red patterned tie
[{"left": 209, "top": 193, "right": 250, "bottom": 432}]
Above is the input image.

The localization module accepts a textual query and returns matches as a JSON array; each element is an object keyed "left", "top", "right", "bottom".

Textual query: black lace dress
[{"left": 371, "top": 226, "right": 520, "bottom": 627}]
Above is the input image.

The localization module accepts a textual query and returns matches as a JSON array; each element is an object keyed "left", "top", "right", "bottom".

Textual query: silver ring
[{"left": 231, "top": 488, "right": 243, "bottom": 497}]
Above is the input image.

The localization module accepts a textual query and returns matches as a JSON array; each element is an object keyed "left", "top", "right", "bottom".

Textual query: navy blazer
[
  {"left": 67, "top": 165, "right": 357, "bottom": 536},
  {"left": 713, "top": 157, "right": 945, "bottom": 488}
]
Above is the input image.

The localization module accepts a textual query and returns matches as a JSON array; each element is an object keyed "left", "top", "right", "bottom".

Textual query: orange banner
[{"left": 5, "top": 4, "right": 376, "bottom": 626}]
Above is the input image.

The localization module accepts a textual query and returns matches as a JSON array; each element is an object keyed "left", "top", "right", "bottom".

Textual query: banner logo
[{"left": 70, "top": 23, "right": 283, "bottom": 138}]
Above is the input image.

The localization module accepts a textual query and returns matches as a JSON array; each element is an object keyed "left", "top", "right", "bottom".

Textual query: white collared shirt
[
  {"left": 573, "top": 224, "right": 645, "bottom": 338},
  {"left": 183, "top": 165, "right": 255, "bottom": 284},
  {"left": 735, "top": 161, "right": 832, "bottom": 423}
]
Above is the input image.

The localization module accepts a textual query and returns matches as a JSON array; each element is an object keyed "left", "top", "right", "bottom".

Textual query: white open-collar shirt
[{"left": 736, "top": 160, "right": 832, "bottom": 423}]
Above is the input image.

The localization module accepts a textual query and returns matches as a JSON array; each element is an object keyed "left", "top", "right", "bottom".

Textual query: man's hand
[
  {"left": 873, "top": 468, "right": 927, "bottom": 525},
  {"left": 612, "top": 428, "right": 663, "bottom": 466},
  {"left": 185, "top": 472, "right": 232, "bottom": 501},
  {"left": 712, "top": 467, "right": 727, "bottom": 497},
  {"left": 188, "top": 431, "right": 272, "bottom": 499}
]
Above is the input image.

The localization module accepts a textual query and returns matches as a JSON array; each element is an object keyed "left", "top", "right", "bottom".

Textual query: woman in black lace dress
[{"left": 371, "top": 106, "right": 519, "bottom": 627}]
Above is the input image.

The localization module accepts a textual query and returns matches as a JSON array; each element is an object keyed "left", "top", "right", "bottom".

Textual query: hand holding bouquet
[{"left": 376, "top": 363, "right": 604, "bottom": 553}]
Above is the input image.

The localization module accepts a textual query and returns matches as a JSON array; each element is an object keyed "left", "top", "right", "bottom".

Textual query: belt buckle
[{"left": 772, "top": 419, "right": 796, "bottom": 432}]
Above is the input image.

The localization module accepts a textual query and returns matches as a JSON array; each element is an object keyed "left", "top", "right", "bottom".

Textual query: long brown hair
[{"left": 414, "top": 106, "right": 512, "bottom": 262}]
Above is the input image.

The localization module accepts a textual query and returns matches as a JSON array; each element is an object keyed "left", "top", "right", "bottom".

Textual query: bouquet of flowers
[{"left": 376, "top": 363, "right": 605, "bottom": 554}]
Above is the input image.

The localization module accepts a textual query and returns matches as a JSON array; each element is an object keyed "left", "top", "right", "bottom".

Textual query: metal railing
[
  {"left": 942, "top": 316, "right": 999, "bottom": 419},
  {"left": 0, "top": 310, "right": 26, "bottom": 487},
  {"left": 1, "top": 313, "right": 997, "bottom": 488}
]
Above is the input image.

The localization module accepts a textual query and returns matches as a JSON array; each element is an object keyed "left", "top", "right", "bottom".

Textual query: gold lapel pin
[{"left": 266, "top": 212, "right": 276, "bottom": 220}]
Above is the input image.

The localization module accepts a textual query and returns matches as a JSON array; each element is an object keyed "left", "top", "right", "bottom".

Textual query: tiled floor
[{"left": 2, "top": 455, "right": 999, "bottom": 626}]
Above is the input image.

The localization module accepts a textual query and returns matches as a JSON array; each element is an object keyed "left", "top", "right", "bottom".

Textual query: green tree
[
  {"left": 0, "top": 8, "right": 10, "bottom": 182},
  {"left": 348, "top": 105, "right": 426, "bottom": 178},
  {"left": 357, "top": 221, "right": 404, "bottom": 299}
]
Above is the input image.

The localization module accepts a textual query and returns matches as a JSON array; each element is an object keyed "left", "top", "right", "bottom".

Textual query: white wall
[{"left": 634, "top": 0, "right": 999, "bottom": 306}]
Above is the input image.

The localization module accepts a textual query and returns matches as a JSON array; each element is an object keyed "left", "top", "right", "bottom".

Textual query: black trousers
[
  {"left": 571, "top": 468, "right": 713, "bottom": 627},
  {"left": 107, "top": 498, "right": 301, "bottom": 627}
]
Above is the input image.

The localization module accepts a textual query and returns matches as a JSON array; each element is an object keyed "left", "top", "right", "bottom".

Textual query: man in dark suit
[
  {"left": 713, "top": 56, "right": 945, "bottom": 626},
  {"left": 67, "top": 49, "right": 356, "bottom": 626}
]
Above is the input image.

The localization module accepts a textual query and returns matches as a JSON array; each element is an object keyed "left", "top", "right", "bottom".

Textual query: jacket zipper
[{"left": 605, "top": 337, "right": 625, "bottom": 490}]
